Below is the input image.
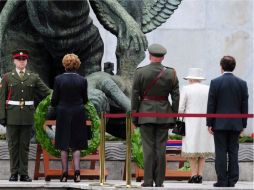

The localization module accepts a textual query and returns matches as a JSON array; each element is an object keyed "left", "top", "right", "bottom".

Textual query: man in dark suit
[
  {"left": 207, "top": 56, "right": 249, "bottom": 187},
  {"left": 131, "top": 44, "right": 179, "bottom": 187}
]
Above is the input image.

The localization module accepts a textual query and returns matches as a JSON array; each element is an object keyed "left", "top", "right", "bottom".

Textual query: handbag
[
  {"left": 46, "top": 106, "right": 57, "bottom": 120},
  {"left": 172, "top": 118, "right": 185, "bottom": 136}
]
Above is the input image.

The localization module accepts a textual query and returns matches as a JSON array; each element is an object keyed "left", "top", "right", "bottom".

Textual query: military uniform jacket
[
  {"left": 131, "top": 62, "right": 180, "bottom": 125},
  {"left": 0, "top": 69, "right": 51, "bottom": 125}
]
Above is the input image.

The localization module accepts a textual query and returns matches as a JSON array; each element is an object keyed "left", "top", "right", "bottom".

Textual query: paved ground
[{"left": 0, "top": 180, "right": 253, "bottom": 190}]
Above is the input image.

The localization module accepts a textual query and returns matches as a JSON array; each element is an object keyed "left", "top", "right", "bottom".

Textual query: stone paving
[{"left": 0, "top": 180, "right": 253, "bottom": 190}]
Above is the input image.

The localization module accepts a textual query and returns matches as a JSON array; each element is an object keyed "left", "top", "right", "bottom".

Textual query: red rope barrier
[
  {"left": 103, "top": 113, "right": 127, "bottom": 118},
  {"left": 103, "top": 112, "right": 254, "bottom": 119},
  {"left": 132, "top": 112, "right": 254, "bottom": 118}
]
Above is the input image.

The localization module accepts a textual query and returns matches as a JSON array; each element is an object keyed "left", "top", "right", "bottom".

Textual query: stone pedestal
[{"left": 0, "top": 141, "right": 253, "bottom": 181}]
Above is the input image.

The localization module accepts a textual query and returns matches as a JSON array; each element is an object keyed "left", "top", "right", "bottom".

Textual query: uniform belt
[
  {"left": 142, "top": 96, "right": 168, "bottom": 101},
  {"left": 6, "top": 100, "right": 34, "bottom": 106}
]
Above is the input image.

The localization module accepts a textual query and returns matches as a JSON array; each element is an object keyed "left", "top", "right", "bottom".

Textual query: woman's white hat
[{"left": 184, "top": 68, "right": 206, "bottom": 80}]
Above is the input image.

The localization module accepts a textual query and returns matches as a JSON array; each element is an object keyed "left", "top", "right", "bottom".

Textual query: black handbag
[
  {"left": 172, "top": 118, "right": 185, "bottom": 136},
  {"left": 46, "top": 106, "right": 57, "bottom": 120}
]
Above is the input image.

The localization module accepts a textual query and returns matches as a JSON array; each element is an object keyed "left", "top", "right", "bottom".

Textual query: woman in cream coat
[{"left": 178, "top": 68, "right": 214, "bottom": 183}]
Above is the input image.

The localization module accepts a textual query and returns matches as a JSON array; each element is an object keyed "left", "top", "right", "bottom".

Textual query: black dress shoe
[
  {"left": 213, "top": 182, "right": 228, "bottom": 187},
  {"left": 195, "top": 175, "right": 202, "bottom": 183},
  {"left": 155, "top": 184, "right": 164, "bottom": 187},
  {"left": 20, "top": 175, "right": 32, "bottom": 182},
  {"left": 141, "top": 183, "right": 153, "bottom": 187},
  {"left": 9, "top": 174, "right": 18, "bottom": 182}
]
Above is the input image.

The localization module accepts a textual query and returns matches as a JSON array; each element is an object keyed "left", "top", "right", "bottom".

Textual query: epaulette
[
  {"left": 0, "top": 73, "right": 10, "bottom": 86},
  {"left": 136, "top": 65, "right": 144, "bottom": 70},
  {"left": 2, "top": 72, "right": 10, "bottom": 79},
  {"left": 164, "top": 66, "right": 174, "bottom": 70},
  {"left": 24, "top": 70, "right": 33, "bottom": 76}
]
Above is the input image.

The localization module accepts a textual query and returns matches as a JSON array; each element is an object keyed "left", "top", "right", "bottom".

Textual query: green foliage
[
  {"left": 34, "top": 95, "right": 100, "bottom": 158},
  {"left": 169, "top": 135, "right": 182, "bottom": 140},
  {"left": 131, "top": 128, "right": 144, "bottom": 168},
  {"left": 0, "top": 133, "right": 6, "bottom": 140},
  {"left": 178, "top": 161, "right": 191, "bottom": 171},
  {"left": 105, "top": 134, "right": 122, "bottom": 141},
  {"left": 239, "top": 136, "right": 253, "bottom": 143}
]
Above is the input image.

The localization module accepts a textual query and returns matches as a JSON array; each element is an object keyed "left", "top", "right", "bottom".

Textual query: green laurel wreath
[
  {"left": 131, "top": 127, "right": 144, "bottom": 169},
  {"left": 34, "top": 95, "right": 100, "bottom": 157}
]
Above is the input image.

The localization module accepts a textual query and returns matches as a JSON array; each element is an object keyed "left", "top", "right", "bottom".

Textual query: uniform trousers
[
  {"left": 140, "top": 124, "right": 169, "bottom": 186},
  {"left": 7, "top": 125, "right": 32, "bottom": 175}
]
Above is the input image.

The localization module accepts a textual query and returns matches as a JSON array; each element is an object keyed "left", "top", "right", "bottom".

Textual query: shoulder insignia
[
  {"left": 164, "top": 66, "right": 173, "bottom": 70},
  {"left": 136, "top": 65, "right": 144, "bottom": 70}
]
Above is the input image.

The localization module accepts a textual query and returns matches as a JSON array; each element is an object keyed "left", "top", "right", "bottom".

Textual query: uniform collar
[
  {"left": 150, "top": 61, "right": 162, "bottom": 64},
  {"left": 150, "top": 62, "right": 163, "bottom": 67},
  {"left": 12, "top": 69, "right": 30, "bottom": 81},
  {"left": 16, "top": 68, "right": 26, "bottom": 74}
]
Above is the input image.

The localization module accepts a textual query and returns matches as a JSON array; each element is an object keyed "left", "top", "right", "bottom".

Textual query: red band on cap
[{"left": 13, "top": 53, "right": 28, "bottom": 59}]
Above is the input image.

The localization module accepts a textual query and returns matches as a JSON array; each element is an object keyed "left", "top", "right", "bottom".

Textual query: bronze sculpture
[{"left": 0, "top": 0, "right": 182, "bottom": 138}]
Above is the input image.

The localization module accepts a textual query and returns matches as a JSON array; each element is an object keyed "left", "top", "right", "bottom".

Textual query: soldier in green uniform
[
  {"left": 0, "top": 50, "right": 51, "bottom": 182},
  {"left": 131, "top": 44, "right": 180, "bottom": 187}
]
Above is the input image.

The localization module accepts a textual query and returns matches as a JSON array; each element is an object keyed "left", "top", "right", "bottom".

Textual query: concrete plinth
[{"left": 0, "top": 141, "right": 253, "bottom": 182}]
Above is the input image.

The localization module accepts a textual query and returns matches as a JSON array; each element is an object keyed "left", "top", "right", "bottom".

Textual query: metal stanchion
[
  {"left": 116, "top": 112, "right": 139, "bottom": 188},
  {"left": 89, "top": 112, "right": 113, "bottom": 187}
]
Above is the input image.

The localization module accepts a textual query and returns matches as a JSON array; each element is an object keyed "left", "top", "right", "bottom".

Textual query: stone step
[
  {"left": 0, "top": 180, "right": 253, "bottom": 190},
  {"left": 0, "top": 141, "right": 253, "bottom": 181}
]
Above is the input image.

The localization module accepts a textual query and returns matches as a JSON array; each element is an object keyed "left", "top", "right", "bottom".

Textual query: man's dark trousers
[
  {"left": 214, "top": 130, "right": 240, "bottom": 186},
  {"left": 7, "top": 125, "right": 32, "bottom": 176},
  {"left": 140, "top": 124, "right": 169, "bottom": 186}
]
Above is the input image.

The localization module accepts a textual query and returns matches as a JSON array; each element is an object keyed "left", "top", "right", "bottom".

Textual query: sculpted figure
[{"left": 0, "top": 0, "right": 182, "bottom": 138}]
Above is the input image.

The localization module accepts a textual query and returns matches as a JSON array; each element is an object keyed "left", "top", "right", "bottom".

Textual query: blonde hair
[{"left": 62, "top": 53, "right": 81, "bottom": 70}]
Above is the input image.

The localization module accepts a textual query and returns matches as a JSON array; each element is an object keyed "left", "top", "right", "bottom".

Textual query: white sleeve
[{"left": 178, "top": 86, "right": 187, "bottom": 113}]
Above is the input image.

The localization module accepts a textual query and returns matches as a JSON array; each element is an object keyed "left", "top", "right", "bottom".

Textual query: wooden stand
[
  {"left": 134, "top": 147, "right": 191, "bottom": 182},
  {"left": 33, "top": 120, "right": 108, "bottom": 181}
]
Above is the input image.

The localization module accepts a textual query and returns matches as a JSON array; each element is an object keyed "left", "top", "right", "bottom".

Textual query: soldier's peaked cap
[
  {"left": 148, "top": 43, "right": 167, "bottom": 57},
  {"left": 12, "top": 49, "right": 29, "bottom": 59}
]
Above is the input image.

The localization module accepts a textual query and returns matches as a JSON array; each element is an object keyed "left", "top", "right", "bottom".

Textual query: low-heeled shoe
[
  {"left": 188, "top": 175, "right": 198, "bottom": 183},
  {"left": 60, "top": 172, "right": 68, "bottom": 182},
  {"left": 74, "top": 170, "right": 80, "bottom": 182},
  {"left": 195, "top": 175, "right": 202, "bottom": 183}
]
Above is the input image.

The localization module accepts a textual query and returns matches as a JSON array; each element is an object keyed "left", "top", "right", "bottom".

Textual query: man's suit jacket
[
  {"left": 131, "top": 62, "right": 180, "bottom": 125},
  {"left": 207, "top": 73, "right": 248, "bottom": 131}
]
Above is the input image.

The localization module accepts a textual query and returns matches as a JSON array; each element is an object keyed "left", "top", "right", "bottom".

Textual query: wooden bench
[{"left": 34, "top": 120, "right": 108, "bottom": 181}]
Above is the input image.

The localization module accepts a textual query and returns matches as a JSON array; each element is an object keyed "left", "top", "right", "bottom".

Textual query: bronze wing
[{"left": 89, "top": 0, "right": 183, "bottom": 34}]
